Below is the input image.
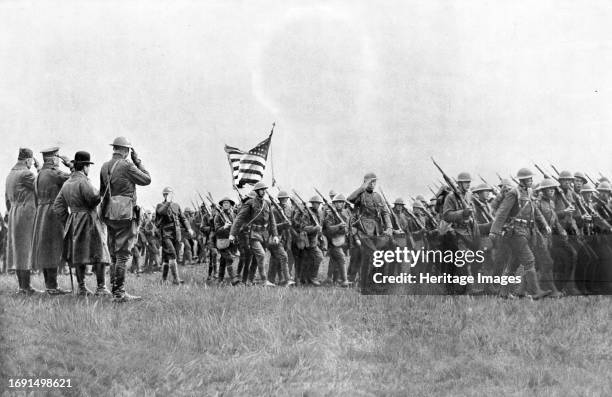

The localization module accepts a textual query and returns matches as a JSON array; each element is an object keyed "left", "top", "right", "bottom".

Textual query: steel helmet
[
  {"left": 184, "top": 207, "right": 193, "bottom": 213},
  {"left": 558, "top": 170, "right": 573, "bottom": 180},
  {"left": 580, "top": 183, "right": 596, "bottom": 193},
  {"left": 110, "top": 136, "right": 132, "bottom": 148},
  {"left": 597, "top": 182, "right": 612, "bottom": 192},
  {"left": 162, "top": 186, "right": 174, "bottom": 195},
  {"left": 309, "top": 196, "right": 323, "bottom": 204},
  {"left": 329, "top": 189, "right": 337, "bottom": 197},
  {"left": 247, "top": 191, "right": 257, "bottom": 199},
  {"left": 498, "top": 178, "right": 512, "bottom": 188},
  {"left": 277, "top": 191, "right": 290, "bottom": 199},
  {"left": 394, "top": 198, "right": 405, "bottom": 205},
  {"left": 472, "top": 183, "right": 493, "bottom": 193},
  {"left": 516, "top": 168, "right": 534, "bottom": 180},
  {"left": 363, "top": 172, "right": 377, "bottom": 180},
  {"left": 457, "top": 172, "right": 472, "bottom": 182},
  {"left": 599, "top": 177, "right": 610, "bottom": 183},
  {"left": 218, "top": 197, "right": 235, "bottom": 206},
  {"left": 538, "top": 178, "right": 559, "bottom": 190},
  {"left": 332, "top": 194, "right": 346, "bottom": 202},
  {"left": 573, "top": 172, "right": 587, "bottom": 183},
  {"left": 253, "top": 181, "right": 268, "bottom": 190},
  {"left": 412, "top": 200, "right": 425, "bottom": 209},
  {"left": 415, "top": 195, "right": 426, "bottom": 203}
]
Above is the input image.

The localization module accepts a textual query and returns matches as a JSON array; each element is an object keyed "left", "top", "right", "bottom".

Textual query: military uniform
[
  {"left": 292, "top": 201, "right": 324, "bottom": 286},
  {"left": 100, "top": 137, "right": 151, "bottom": 301},
  {"left": 490, "top": 168, "right": 551, "bottom": 299},
  {"left": 229, "top": 184, "right": 279, "bottom": 286},
  {"left": 5, "top": 148, "right": 40, "bottom": 293},
  {"left": 322, "top": 195, "right": 350, "bottom": 286},
  {"left": 213, "top": 198, "right": 241, "bottom": 285},
  {"left": 268, "top": 194, "right": 295, "bottom": 285},
  {"left": 31, "top": 148, "right": 73, "bottom": 293},
  {"left": 155, "top": 191, "right": 191, "bottom": 284},
  {"left": 53, "top": 152, "right": 111, "bottom": 296},
  {"left": 347, "top": 172, "right": 393, "bottom": 293}
]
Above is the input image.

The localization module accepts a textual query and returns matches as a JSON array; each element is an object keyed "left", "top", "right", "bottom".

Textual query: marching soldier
[
  {"left": 100, "top": 137, "right": 151, "bottom": 302},
  {"left": 5, "top": 148, "right": 42, "bottom": 293},
  {"left": 31, "top": 147, "right": 74, "bottom": 294},
  {"left": 53, "top": 151, "right": 111, "bottom": 296},
  {"left": 229, "top": 182, "right": 279, "bottom": 287},
  {"left": 534, "top": 179, "right": 567, "bottom": 298},
  {"left": 441, "top": 172, "right": 479, "bottom": 294},
  {"left": 489, "top": 168, "right": 551, "bottom": 299},
  {"left": 268, "top": 191, "right": 296, "bottom": 286},
  {"left": 292, "top": 196, "right": 325, "bottom": 286},
  {"left": 347, "top": 172, "right": 393, "bottom": 293},
  {"left": 212, "top": 197, "right": 241, "bottom": 285},
  {"left": 323, "top": 194, "right": 351, "bottom": 287},
  {"left": 155, "top": 187, "right": 194, "bottom": 284}
]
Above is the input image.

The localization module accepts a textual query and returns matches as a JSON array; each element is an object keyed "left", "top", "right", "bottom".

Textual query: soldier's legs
[
  {"left": 74, "top": 264, "right": 93, "bottom": 296},
  {"left": 267, "top": 253, "right": 280, "bottom": 284},
  {"left": 269, "top": 244, "right": 291, "bottom": 285},
  {"left": 348, "top": 245, "right": 361, "bottom": 283},
  {"left": 183, "top": 238, "right": 193, "bottom": 266},
  {"left": 106, "top": 220, "right": 141, "bottom": 301},
  {"left": 329, "top": 246, "right": 348, "bottom": 285},
  {"left": 249, "top": 240, "right": 271, "bottom": 283},
  {"left": 508, "top": 234, "right": 550, "bottom": 299},
  {"left": 219, "top": 249, "right": 240, "bottom": 285},
  {"left": 94, "top": 263, "right": 111, "bottom": 296},
  {"left": 305, "top": 246, "right": 323, "bottom": 286}
]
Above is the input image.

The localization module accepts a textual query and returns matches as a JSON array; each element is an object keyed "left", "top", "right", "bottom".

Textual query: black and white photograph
[{"left": 1, "top": 1, "right": 612, "bottom": 395}]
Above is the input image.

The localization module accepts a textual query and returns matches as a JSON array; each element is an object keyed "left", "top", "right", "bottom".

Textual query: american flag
[{"left": 224, "top": 132, "right": 272, "bottom": 188}]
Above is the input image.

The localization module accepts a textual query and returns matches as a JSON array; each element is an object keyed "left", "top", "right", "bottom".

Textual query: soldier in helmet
[
  {"left": 100, "top": 137, "right": 151, "bottom": 302},
  {"left": 268, "top": 191, "right": 296, "bottom": 286},
  {"left": 31, "top": 147, "right": 74, "bottom": 295},
  {"left": 440, "top": 172, "right": 480, "bottom": 294},
  {"left": 213, "top": 197, "right": 241, "bottom": 285},
  {"left": 229, "top": 182, "right": 280, "bottom": 286},
  {"left": 238, "top": 191, "right": 257, "bottom": 284},
  {"left": 323, "top": 194, "right": 351, "bottom": 287},
  {"left": 347, "top": 172, "right": 393, "bottom": 293},
  {"left": 155, "top": 187, "right": 194, "bottom": 284},
  {"left": 555, "top": 170, "right": 597, "bottom": 294},
  {"left": 489, "top": 168, "right": 551, "bottom": 299},
  {"left": 534, "top": 179, "right": 567, "bottom": 298}
]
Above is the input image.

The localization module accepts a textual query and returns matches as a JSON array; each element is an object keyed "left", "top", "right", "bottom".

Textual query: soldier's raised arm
[{"left": 125, "top": 160, "right": 151, "bottom": 186}]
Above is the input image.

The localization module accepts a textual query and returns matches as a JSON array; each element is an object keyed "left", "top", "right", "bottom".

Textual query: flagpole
[{"left": 269, "top": 122, "right": 276, "bottom": 187}]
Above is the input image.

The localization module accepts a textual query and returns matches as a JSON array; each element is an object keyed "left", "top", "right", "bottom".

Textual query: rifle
[
  {"left": 550, "top": 164, "right": 561, "bottom": 177},
  {"left": 196, "top": 191, "right": 211, "bottom": 216},
  {"left": 292, "top": 190, "right": 320, "bottom": 227},
  {"left": 409, "top": 196, "right": 439, "bottom": 228},
  {"left": 585, "top": 173, "right": 597, "bottom": 186},
  {"left": 428, "top": 185, "right": 437, "bottom": 196},
  {"left": 206, "top": 192, "right": 232, "bottom": 224},
  {"left": 510, "top": 175, "right": 520, "bottom": 185},
  {"left": 496, "top": 172, "right": 504, "bottom": 182},
  {"left": 314, "top": 188, "right": 346, "bottom": 226},
  {"left": 265, "top": 190, "right": 291, "bottom": 224},
  {"left": 471, "top": 197, "right": 493, "bottom": 222},
  {"left": 431, "top": 157, "right": 480, "bottom": 244},
  {"left": 380, "top": 187, "right": 416, "bottom": 248}
]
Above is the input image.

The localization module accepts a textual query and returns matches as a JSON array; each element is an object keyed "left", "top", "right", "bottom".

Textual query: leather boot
[
  {"left": 112, "top": 259, "right": 142, "bottom": 302},
  {"left": 94, "top": 263, "right": 112, "bottom": 296},
  {"left": 44, "top": 268, "right": 69, "bottom": 295},
  {"left": 15, "top": 270, "right": 25, "bottom": 293},
  {"left": 337, "top": 259, "right": 350, "bottom": 288},
  {"left": 279, "top": 259, "right": 295, "bottom": 286},
  {"left": 21, "top": 270, "right": 43, "bottom": 294},
  {"left": 169, "top": 260, "right": 184, "bottom": 285},
  {"left": 226, "top": 256, "right": 242, "bottom": 286},
  {"left": 76, "top": 265, "right": 94, "bottom": 296},
  {"left": 525, "top": 269, "right": 551, "bottom": 300},
  {"left": 161, "top": 263, "right": 169, "bottom": 283},
  {"left": 109, "top": 263, "right": 117, "bottom": 295}
]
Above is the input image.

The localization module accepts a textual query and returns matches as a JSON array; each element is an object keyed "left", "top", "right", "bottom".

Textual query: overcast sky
[{"left": 2, "top": 0, "right": 612, "bottom": 211}]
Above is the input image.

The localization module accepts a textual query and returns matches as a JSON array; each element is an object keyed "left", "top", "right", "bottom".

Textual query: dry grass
[{"left": 1, "top": 263, "right": 612, "bottom": 396}]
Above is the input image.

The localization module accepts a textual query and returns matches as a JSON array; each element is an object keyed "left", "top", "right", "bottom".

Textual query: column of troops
[{"left": 4, "top": 142, "right": 612, "bottom": 299}]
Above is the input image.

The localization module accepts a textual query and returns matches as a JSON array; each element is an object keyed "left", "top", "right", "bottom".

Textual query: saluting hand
[{"left": 130, "top": 148, "right": 140, "bottom": 164}]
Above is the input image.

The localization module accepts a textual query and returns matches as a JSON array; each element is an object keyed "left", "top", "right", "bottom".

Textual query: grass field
[{"left": 1, "top": 263, "right": 612, "bottom": 396}]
